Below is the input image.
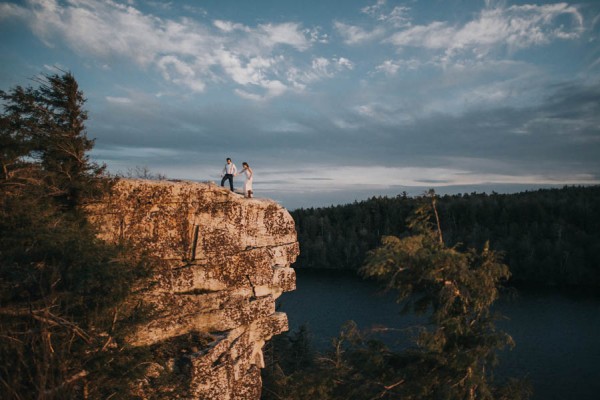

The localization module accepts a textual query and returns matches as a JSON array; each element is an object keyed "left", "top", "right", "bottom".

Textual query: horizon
[
  {"left": 179, "top": 179, "right": 594, "bottom": 210},
  {"left": 263, "top": 182, "right": 599, "bottom": 210},
  {"left": 2, "top": 0, "right": 599, "bottom": 210}
]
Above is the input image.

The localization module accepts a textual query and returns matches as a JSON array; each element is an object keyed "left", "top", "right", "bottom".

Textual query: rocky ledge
[{"left": 88, "top": 179, "right": 298, "bottom": 399}]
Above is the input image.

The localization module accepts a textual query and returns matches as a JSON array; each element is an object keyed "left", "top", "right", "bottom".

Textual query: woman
[{"left": 236, "top": 162, "right": 254, "bottom": 198}]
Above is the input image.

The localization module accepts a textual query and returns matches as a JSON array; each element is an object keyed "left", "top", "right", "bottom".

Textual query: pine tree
[
  {"left": 360, "top": 191, "right": 529, "bottom": 399},
  {"left": 36, "top": 72, "right": 106, "bottom": 207},
  {"left": 0, "top": 85, "right": 39, "bottom": 180},
  {"left": 0, "top": 72, "right": 151, "bottom": 399}
]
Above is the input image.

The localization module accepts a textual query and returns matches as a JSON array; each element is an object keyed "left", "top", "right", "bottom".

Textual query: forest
[{"left": 291, "top": 186, "right": 600, "bottom": 287}]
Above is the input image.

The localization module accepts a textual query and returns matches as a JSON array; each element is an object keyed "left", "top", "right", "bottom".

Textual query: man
[{"left": 220, "top": 157, "right": 237, "bottom": 191}]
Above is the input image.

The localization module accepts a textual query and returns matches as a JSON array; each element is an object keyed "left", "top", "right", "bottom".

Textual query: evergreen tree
[
  {"left": 359, "top": 191, "right": 528, "bottom": 399},
  {"left": 0, "top": 85, "right": 39, "bottom": 180},
  {"left": 1, "top": 72, "right": 106, "bottom": 207},
  {"left": 0, "top": 72, "right": 151, "bottom": 399},
  {"left": 35, "top": 73, "right": 105, "bottom": 208}
]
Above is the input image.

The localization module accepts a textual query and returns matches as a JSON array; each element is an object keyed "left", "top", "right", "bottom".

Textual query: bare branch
[{"left": 42, "top": 370, "right": 88, "bottom": 397}]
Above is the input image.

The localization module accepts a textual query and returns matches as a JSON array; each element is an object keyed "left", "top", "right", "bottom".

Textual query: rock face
[{"left": 88, "top": 179, "right": 298, "bottom": 399}]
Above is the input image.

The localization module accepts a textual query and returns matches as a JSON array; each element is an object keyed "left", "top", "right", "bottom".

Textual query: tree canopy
[
  {"left": 291, "top": 186, "right": 600, "bottom": 287},
  {"left": 0, "top": 72, "right": 150, "bottom": 399}
]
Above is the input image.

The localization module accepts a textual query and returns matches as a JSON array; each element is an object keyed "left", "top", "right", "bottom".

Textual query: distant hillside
[{"left": 291, "top": 186, "right": 600, "bottom": 287}]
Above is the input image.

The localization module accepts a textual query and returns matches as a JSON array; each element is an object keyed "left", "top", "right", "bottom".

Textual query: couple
[{"left": 220, "top": 157, "right": 253, "bottom": 198}]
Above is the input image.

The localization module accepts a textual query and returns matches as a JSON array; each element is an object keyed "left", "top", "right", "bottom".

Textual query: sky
[{"left": 1, "top": 0, "right": 599, "bottom": 209}]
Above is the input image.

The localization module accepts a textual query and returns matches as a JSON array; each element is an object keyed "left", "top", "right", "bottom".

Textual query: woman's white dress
[{"left": 240, "top": 168, "right": 253, "bottom": 193}]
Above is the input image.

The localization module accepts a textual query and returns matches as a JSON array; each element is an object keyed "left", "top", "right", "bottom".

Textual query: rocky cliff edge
[{"left": 88, "top": 179, "right": 298, "bottom": 399}]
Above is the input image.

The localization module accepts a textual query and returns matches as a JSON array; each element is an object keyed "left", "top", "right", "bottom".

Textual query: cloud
[
  {"left": 234, "top": 79, "right": 287, "bottom": 101},
  {"left": 258, "top": 22, "right": 312, "bottom": 51},
  {"left": 213, "top": 19, "right": 249, "bottom": 33},
  {"left": 157, "top": 55, "right": 206, "bottom": 92},
  {"left": 258, "top": 164, "right": 599, "bottom": 196},
  {"left": 387, "top": 3, "right": 584, "bottom": 63},
  {"left": 375, "top": 58, "right": 421, "bottom": 75},
  {"left": 0, "top": 2, "right": 29, "bottom": 19},
  {"left": 286, "top": 56, "right": 354, "bottom": 90},
  {"left": 334, "top": 21, "right": 386, "bottom": 44},
  {"left": 217, "top": 51, "right": 274, "bottom": 85},
  {"left": 4, "top": 0, "right": 597, "bottom": 210},
  {"left": 335, "top": 0, "right": 411, "bottom": 45},
  {"left": 361, "top": 0, "right": 386, "bottom": 17},
  {"left": 5, "top": 0, "right": 327, "bottom": 99},
  {"left": 517, "top": 81, "right": 600, "bottom": 141},
  {"left": 86, "top": 73, "right": 600, "bottom": 210},
  {"left": 306, "top": 26, "right": 329, "bottom": 44},
  {"left": 337, "top": 57, "right": 353, "bottom": 69},
  {"left": 361, "top": 0, "right": 411, "bottom": 28}
]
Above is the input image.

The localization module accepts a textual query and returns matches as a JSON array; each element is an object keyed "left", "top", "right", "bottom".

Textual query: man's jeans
[{"left": 221, "top": 174, "right": 234, "bottom": 191}]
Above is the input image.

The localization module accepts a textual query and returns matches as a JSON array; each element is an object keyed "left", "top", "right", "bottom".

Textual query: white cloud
[
  {"left": 286, "top": 56, "right": 354, "bottom": 89},
  {"left": 0, "top": 2, "right": 28, "bottom": 19},
  {"left": 217, "top": 51, "right": 274, "bottom": 86},
  {"left": 387, "top": 3, "right": 584, "bottom": 62},
  {"left": 384, "top": 6, "right": 412, "bottom": 28},
  {"left": 213, "top": 19, "right": 248, "bottom": 32},
  {"left": 6, "top": 0, "right": 324, "bottom": 99},
  {"left": 234, "top": 89, "right": 264, "bottom": 102},
  {"left": 306, "top": 27, "right": 329, "bottom": 44},
  {"left": 362, "top": 0, "right": 411, "bottom": 28},
  {"left": 264, "top": 79, "right": 288, "bottom": 97},
  {"left": 224, "top": 53, "right": 288, "bottom": 100},
  {"left": 335, "top": 0, "right": 411, "bottom": 45},
  {"left": 337, "top": 57, "right": 354, "bottom": 69},
  {"left": 334, "top": 21, "right": 386, "bottom": 45},
  {"left": 361, "top": 0, "right": 386, "bottom": 17},
  {"left": 258, "top": 22, "right": 312, "bottom": 51},
  {"left": 157, "top": 55, "right": 206, "bottom": 92},
  {"left": 235, "top": 79, "right": 287, "bottom": 101},
  {"left": 375, "top": 58, "right": 421, "bottom": 75},
  {"left": 376, "top": 60, "right": 400, "bottom": 75},
  {"left": 312, "top": 57, "right": 330, "bottom": 74}
]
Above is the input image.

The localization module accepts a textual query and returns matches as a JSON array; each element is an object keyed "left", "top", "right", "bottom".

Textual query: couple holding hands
[{"left": 220, "top": 158, "right": 253, "bottom": 198}]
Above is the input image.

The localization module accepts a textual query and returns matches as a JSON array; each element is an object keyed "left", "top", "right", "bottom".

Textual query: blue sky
[{"left": 1, "top": 0, "right": 599, "bottom": 209}]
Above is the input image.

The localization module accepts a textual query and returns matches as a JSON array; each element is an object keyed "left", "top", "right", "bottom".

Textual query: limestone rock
[{"left": 88, "top": 179, "right": 298, "bottom": 399}]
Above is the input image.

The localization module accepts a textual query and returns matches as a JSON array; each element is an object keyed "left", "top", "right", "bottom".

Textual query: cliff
[{"left": 88, "top": 179, "right": 298, "bottom": 399}]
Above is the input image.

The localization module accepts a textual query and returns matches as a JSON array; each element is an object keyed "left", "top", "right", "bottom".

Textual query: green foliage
[
  {"left": 1, "top": 72, "right": 106, "bottom": 209},
  {"left": 264, "top": 195, "right": 531, "bottom": 400},
  {"left": 0, "top": 72, "right": 153, "bottom": 399},
  {"left": 292, "top": 193, "right": 415, "bottom": 270},
  {"left": 291, "top": 186, "right": 600, "bottom": 287},
  {"left": 360, "top": 194, "right": 517, "bottom": 399}
]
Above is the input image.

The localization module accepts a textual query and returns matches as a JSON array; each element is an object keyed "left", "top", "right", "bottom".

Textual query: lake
[{"left": 277, "top": 269, "right": 600, "bottom": 400}]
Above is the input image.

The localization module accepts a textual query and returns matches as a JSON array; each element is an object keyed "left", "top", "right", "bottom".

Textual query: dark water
[{"left": 277, "top": 269, "right": 600, "bottom": 400}]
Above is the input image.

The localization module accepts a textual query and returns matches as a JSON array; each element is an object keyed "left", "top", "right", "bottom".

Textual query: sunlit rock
[{"left": 88, "top": 179, "right": 298, "bottom": 399}]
